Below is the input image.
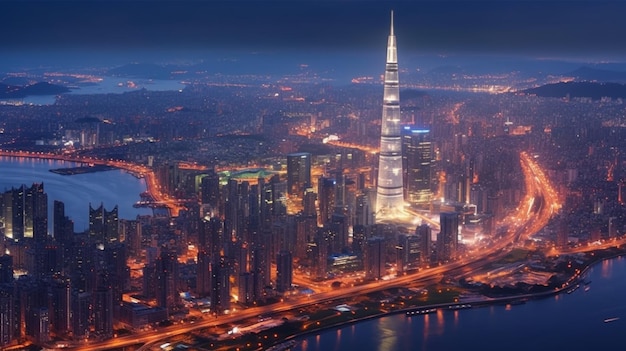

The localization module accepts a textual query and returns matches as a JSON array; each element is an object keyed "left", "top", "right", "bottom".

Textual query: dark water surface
[{"left": 293, "top": 257, "right": 626, "bottom": 351}]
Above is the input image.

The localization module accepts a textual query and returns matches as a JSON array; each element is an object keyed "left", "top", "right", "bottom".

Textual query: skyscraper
[
  {"left": 156, "top": 247, "right": 180, "bottom": 314},
  {"left": 402, "top": 126, "right": 434, "bottom": 207},
  {"left": 287, "top": 152, "right": 312, "bottom": 196},
  {"left": 437, "top": 212, "right": 459, "bottom": 262},
  {"left": 275, "top": 250, "right": 293, "bottom": 292},
  {"left": 365, "top": 236, "right": 386, "bottom": 280},
  {"left": 1, "top": 183, "right": 47, "bottom": 242},
  {"left": 88, "top": 203, "right": 119, "bottom": 243},
  {"left": 376, "top": 11, "right": 404, "bottom": 216},
  {"left": 210, "top": 256, "right": 231, "bottom": 314}
]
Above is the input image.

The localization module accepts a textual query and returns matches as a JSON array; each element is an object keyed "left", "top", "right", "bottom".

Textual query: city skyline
[{"left": 1, "top": 2, "right": 626, "bottom": 350}]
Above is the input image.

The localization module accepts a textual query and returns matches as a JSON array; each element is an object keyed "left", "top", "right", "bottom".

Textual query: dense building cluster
[{"left": 1, "top": 16, "right": 626, "bottom": 351}]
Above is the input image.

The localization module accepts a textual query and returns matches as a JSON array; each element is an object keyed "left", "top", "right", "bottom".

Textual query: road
[{"left": 65, "top": 150, "right": 561, "bottom": 350}]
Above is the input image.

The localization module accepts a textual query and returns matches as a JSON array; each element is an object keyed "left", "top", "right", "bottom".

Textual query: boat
[
  {"left": 604, "top": 317, "right": 620, "bottom": 323},
  {"left": 584, "top": 286, "right": 590, "bottom": 292},
  {"left": 406, "top": 308, "right": 437, "bottom": 316}
]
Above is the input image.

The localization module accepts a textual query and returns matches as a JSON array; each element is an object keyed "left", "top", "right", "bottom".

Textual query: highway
[{"left": 63, "top": 150, "right": 562, "bottom": 350}]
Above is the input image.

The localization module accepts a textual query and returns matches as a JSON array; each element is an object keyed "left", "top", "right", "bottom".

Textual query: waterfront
[
  {"left": 292, "top": 256, "right": 626, "bottom": 351},
  {"left": 0, "top": 156, "right": 151, "bottom": 232}
]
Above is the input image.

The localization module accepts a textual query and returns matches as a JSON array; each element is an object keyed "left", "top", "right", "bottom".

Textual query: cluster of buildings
[
  {"left": 0, "top": 182, "right": 128, "bottom": 345},
  {"left": 4, "top": 11, "right": 625, "bottom": 350}
]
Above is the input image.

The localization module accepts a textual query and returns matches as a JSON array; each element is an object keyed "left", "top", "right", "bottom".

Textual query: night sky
[{"left": 3, "top": 1, "right": 626, "bottom": 67}]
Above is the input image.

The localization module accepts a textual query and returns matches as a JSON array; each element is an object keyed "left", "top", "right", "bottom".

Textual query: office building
[
  {"left": 88, "top": 203, "right": 119, "bottom": 243},
  {"left": 437, "top": 212, "right": 459, "bottom": 261},
  {"left": 402, "top": 126, "right": 433, "bottom": 208},
  {"left": 287, "top": 152, "right": 312, "bottom": 196},
  {"left": 275, "top": 250, "right": 293, "bottom": 292},
  {"left": 210, "top": 256, "right": 231, "bottom": 314},
  {"left": 1, "top": 183, "right": 47, "bottom": 242}
]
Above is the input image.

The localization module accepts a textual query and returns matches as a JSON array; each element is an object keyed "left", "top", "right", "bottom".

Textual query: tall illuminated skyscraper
[
  {"left": 402, "top": 126, "right": 433, "bottom": 207},
  {"left": 286, "top": 152, "right": 312, "bottom": 196},
  {"left": 376, "top": 11, "right": 404, "bottom": 216}
]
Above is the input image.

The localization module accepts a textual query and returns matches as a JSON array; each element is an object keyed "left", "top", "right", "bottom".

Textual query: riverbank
[{"left": 153, "top": 243, "right": 624, "bottom": 351}]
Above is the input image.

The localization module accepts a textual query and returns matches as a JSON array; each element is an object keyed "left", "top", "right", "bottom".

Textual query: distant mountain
[
  {"left": 521, "top": 81, "right": 626, "bottom": 100},
  {"left": 107, "top": 63, "right": 176, "bottom": 79},
  {"left": 566, "top": 66, "right": 626, "bottom": 83},
  {"left": 0, "top": 82, "right": 70, "bottom": 98}
]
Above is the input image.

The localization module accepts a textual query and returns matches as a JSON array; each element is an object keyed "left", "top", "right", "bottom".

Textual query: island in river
[{"left": 49, "top": 164, "right": 117, "bottom": 175}]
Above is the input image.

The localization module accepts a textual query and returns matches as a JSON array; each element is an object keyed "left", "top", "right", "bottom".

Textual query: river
[
  {"left": 293, "top": 256, "right": 626, "bottom": 351},
  {"left": 0, "top": 156, "right": 151, "bottom": 233}
]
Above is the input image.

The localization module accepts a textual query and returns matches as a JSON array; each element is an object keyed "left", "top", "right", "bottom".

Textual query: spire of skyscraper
[{"left": 376, "top": 10, "right": 405, "bottom": 217}]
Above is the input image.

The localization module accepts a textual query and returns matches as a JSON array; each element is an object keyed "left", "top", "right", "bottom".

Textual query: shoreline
[{"left": 253, "top": 250, "right": 626, "bottom": 351}]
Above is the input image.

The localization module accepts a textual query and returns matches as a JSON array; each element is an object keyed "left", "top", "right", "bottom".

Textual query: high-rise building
[
  {"left": 89, "top": 203, "right": 104, "bottom": 238},
  {"left": 88, "top": 203, "right": 119, "bottom": 243},
  {"left": 196, "top": 250, "right": 211, "bottom": 297},
  {"left": 156, "top": 247, "right": 179, "bottom": 314},
  {"left": 200, "top": 216, "right": 224, "bottom": 257},
  {"left": 251, "top": 242, "right": 270, "bottom": 301},
  {"left": 1, "top": 183, "right": 47, "bottom": 242},
  {"left": 416, "top": 223, "right": 432, "bottom": 265},
  {"left": 437, "top": 212, "right": 459, "bottom": 262},
  {"left": 93, "top": 286, "right": 113, "bottom": 338},
  {"left": 402, "top": 126, "right": 433, "bottom": 208},
  {"left": 376, "top": 11, "right": 404, "bottom": 216},
  {"left": 210, "top": 256, "right": 231, "bottom": 314},
  {"left": 200, "top": 169, "right": 221, "bottom": 211},
  {"left": 31, "top": 307, "right": 50, "bottom": 345},
  {"left": 0, "top": 255, "right": 13, "bottom": 284},
  {"left": 397, "top": 234, "right": 423, "bottom": 272},
  {"left": 71, "top": 290, "right": 91, "bottom": 340},
  {"left": 0, "top": 285, "right": 15, "bottom": 347},
  {"left": 275, "top": 250, "right": 293, "bottom": 292},
  {"left": 53, "top": 200, "right": 71, "bottom": 243},
  {"left": 48, "top": 277, "right": 71, "bottom": 337},
  {"left": 25, "top": 183, "right": 47, "bottom": 243},
  {"left": 365, "top": 237, "right": 386, "bottom": 280},
  {"left": 287, "top": 152, "right": 312, "bottom": 196},
  {"left": 104, "top": 205, "right": 119, "bottom": 242},
  {"left": 317, "top": 176, "right": 336, "bottom": 225},
  {"left": 355, "top": 189, "right": 375, "bottom": 226},
  {"left": 237, "top": 271, "right": 254, "bottom": 305},
  {"left": 302, "top": 186, "right": 317, "bottom": 217},
  {"left": 295, "top": 214, "right": 316, "bottom": 259}
]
